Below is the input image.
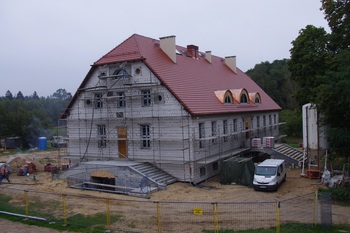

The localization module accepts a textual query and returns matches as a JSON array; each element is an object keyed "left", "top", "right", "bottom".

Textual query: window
[
  {"left": 97, "top": 125, "right": 107, "bottom": 148},
  {"left": 257, "top": 116, "right": 260, "bottom": 129},
  {"left": 94, "top": 93, "right": 103, "bottom": 109},
  {"left": 255, "top": 95, "right": 260, "bottom": 104},
  {"left": 233, "top": 119, "right": 238, "bottom": 139},
  {"left": 278, "top": 164, "right": 284, "bottom": 174},
  {"left": 273, "top": 114, "right": 277, "bottom": 124},
  {"left": 200, "top": 166, "right": 206, "bottom": 177},
  {"left": 269, "top": 115, "right": 272, "bottom": 126},
  {"left": 141, "top": 90, "right": 151, "bottom": 107},
  {"left": 263, "top": 116, "right": 266, "bottom": 127},
  {"left": 240, "top": 93, "right": 248, "bottom": 104},
  {"left": 233, "top": 118, "right": 237, "bottom": 131},
  {"left": 140, "top": 125, "right": 150, "bottom": 148},
  {"left": 255, "top": 166, "right": 276, "bottom": 176},
  {"left": 211, "top": 121, "right": 217, "bottom": 144},
  {"left": 199, "top": 123, "right": 205, "bottom": 148},
  {"left": 113, "top": 69, "right": 129, "bottom": 79},
  {"left": 223, "top": 120, "right": 228, "bottom": 142},
  {"left": 224, "top": 95, "right": 232, "bottom": 104},
  {"left": 117, "top": 92, "right": 125, "bottom": 108}
]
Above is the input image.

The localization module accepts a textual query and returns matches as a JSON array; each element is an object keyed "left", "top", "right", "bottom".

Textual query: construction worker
[{"left": 0, "top": 164, "right": 11, "bottom": 183}]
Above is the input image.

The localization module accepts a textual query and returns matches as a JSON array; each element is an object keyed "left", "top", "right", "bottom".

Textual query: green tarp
[{"left": 220, "top": 157, "right": 255, "bottom": 187}]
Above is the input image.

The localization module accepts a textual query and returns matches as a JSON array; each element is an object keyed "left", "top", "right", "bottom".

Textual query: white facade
[{"left": 65, "top": 60, "right": 280, "bottom": 183}]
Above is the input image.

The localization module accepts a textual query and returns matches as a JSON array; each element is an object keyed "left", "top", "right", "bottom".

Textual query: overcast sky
[{"left": 0, "top": 0, "right": 329, "bottom": 97}]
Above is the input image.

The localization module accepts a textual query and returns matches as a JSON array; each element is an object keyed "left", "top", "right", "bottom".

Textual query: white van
[{"left": 253, "top": 159, "right": 286, "bottom": 191}]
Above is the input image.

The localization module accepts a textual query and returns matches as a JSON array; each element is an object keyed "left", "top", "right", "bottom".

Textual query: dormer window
[
  {"left": 240, "top": 93, "right": 248, "bottom": 104},
  {"left": 249, "top": 92, "right": 261, "bottom": 104},
  {"left": 255, "top": 96, "right": 260, "bottom": 104},
  {"left": 224, "top": 91, "right": 232, "bottom": 104},
  {"left": 214, "top": 90, "right": 233, "bottom": 104},
  {"left": 224, "top": 95, "right": 231, "bottom": 104}
]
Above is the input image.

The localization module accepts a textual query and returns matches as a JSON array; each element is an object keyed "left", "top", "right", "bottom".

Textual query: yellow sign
[{"left": 193, "top": 208, "right": 203, "bottom": 215}]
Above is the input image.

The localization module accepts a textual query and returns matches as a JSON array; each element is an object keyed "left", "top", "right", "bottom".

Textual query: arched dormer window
[
  {"left": 230, "top": 88, "right": 249, "bottom": 104},
  {"left": 255, "top": 95, "right": 260, "bottom": 104},
  {"left": 224, "top": 91, "right": 232, "bottom": 104},
  {"left": 214, "top": 90, "right": 233, "bottom": 104},
  {"left": 249, "top": 92, "right": 261, "bottom": 104},
  {"left": 240, "top": 93, "right": 248, "bottom": 104}
]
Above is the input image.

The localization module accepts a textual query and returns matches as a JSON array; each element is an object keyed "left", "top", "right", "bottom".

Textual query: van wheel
[{"left": 283, "top": 174, "right": 286, "bottom": 182}]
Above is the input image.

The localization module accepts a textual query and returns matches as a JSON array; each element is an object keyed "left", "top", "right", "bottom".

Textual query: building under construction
[{"left": 61, "top": 34, "right": 282, "bottom": 193}]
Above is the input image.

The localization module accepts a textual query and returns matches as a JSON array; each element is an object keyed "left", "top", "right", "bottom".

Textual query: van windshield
[{"left": 255, "top": 166, "right": 277, "bottom": 176}]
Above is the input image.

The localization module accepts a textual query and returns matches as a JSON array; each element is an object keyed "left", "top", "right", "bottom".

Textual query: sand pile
[{"left": 6, "top": 154, "right": 45, "bottom": 173}]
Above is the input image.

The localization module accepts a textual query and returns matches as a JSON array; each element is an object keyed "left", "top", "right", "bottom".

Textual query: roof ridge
[{"left": 93, "top": 34, "right": 142, "bottom": 65}]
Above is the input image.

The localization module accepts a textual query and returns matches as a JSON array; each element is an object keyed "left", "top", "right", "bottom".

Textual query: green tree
[
  {"left": 279, "top": 109, "right": 302, "bottom": 138},
  {"left": 321, "top": 0, "right": 350, "bottom": 51},
  {"left": 316, "top": 49, "right": 350, "bottom": 158},
  {"left": 288, "top": 25, "right": 330, "bottom": 106},
  {"left": 246, "top": 59, "right": 297, "bottom": 109},
  {"left": 5, "top": 90, "right": 13, "bottom": 100},
  {"left": 16, "top": 91, "right": 24, "bottom": 100},
  {"left": 51, "top": 88, "right": 72, "bottom": 100},
  {"left": 32, "top": 91, "right": 40, "bottom": 100}
]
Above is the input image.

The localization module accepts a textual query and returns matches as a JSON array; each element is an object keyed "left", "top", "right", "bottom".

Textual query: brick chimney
[
  {"left": 160, "top": 35, "right": 176, "bottom": 63},
  {"left": 187, "top": 44, "right": 199, "bottom": 59},
  {"left": 225, "top": 56, "right": 237, "bottom": 73}
]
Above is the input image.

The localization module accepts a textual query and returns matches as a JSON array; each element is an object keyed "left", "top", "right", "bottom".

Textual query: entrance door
[{"left": 118, "top": 128, "right": 127, "bottom": 158}]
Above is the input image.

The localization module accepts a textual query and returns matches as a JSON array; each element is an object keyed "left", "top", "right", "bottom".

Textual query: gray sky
[{"left": 0, "top": 0, "right": 329, "bottom": 97}]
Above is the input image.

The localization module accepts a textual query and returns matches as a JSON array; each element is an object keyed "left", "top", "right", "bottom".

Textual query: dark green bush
[{"left": 319, "top": 187, "right": 350, "bottom": 202}]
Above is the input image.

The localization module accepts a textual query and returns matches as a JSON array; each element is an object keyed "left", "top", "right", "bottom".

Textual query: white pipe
[
  {"left": 301, "top": 147, "right": 306, "bottom": 177},
  {"left": 324, "top": 150, "right": 328, "bottom": 171},
  {"left": 0, "top": 210, "right": 47, "bottom": 221}
]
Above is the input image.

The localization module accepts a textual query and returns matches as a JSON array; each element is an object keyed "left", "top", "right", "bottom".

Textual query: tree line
[{"left": 0, "top": 89, "right": 72, "bottom": 148}]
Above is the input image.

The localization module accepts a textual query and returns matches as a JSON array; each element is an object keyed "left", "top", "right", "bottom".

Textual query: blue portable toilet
[{"left": 38, "top": 137, "right": 47, "bottom": 150}]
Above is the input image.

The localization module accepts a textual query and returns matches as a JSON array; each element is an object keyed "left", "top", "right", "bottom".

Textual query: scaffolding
[{"left": 60, "top": 63, "right": 281, "bottom": 183}]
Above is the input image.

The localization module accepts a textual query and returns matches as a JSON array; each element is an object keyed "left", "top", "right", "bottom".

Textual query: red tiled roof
[{"left": 64, "top": 34, "right": 281, "bottom": 118}]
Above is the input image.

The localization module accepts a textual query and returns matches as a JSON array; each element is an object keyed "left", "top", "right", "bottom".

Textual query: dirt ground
[{"left": 1, "top": 151, "right": 349, "bottom": 232}]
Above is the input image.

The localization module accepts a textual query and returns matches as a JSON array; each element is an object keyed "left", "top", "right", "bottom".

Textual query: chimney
[
  {"left": 187, "top": 44, "right": 199, "bottom": 59},
  {"left": 225, "top": 56, "right": 237, "bottom": 73},
  {"left": 160, "top": 35, "right": 176, "bottom": 63},
  {"left": 205, "top": 51, "right": 212, "bottom": 63}
]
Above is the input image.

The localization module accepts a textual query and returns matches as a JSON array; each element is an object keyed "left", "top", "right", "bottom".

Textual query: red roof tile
[{"left": 65, "top": 34, "right": 281, "bottom": 118}]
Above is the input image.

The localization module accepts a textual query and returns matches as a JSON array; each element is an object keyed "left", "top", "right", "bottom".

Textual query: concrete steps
[
  {"left": 273, "top": 144, "right": 305, "bottom": 166},
  {"left": 130, "top": 163, "right": 177, "bottom": 188}
]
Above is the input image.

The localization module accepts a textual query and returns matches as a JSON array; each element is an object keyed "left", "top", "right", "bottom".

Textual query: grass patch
[
  {"left": 0, "top": 193, "right": 25, "bottom": 215},
  {"left": 0, "top": 193, "right": 123, "bottom": 232}
]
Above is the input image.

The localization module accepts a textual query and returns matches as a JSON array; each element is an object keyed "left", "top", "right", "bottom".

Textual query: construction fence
[{"left": 0, "top": 186, "right": 331, "bottom": 233}]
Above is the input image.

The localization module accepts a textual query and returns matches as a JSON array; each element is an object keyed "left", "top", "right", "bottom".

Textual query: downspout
[
  {"left": 306, "top": 105, "right": 309, "bottom": 170},
  {"left": 317, "top": 107, "right": 320, "bottom": 170}
]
